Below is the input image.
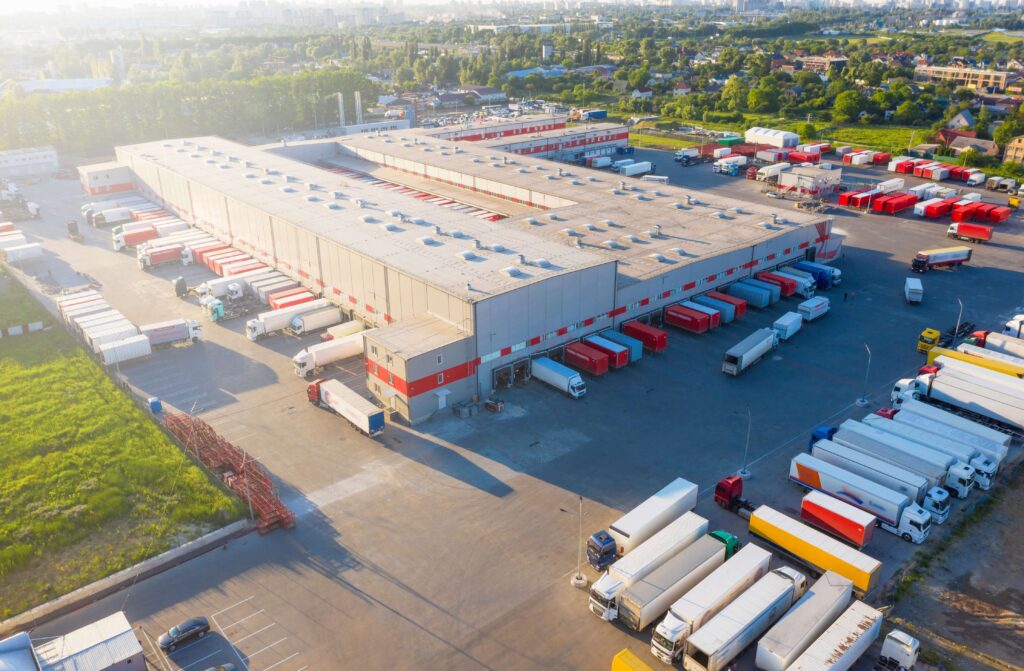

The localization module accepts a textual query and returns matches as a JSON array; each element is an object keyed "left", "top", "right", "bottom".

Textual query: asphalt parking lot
[{"left": 14, "top": 151, "right": 1024, "bottom": 670}]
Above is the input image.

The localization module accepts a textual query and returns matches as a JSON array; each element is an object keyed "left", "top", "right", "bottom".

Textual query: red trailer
[
  {"left": 272, "top": 292, "right": 315, "bottom": 311},
  {"left": 123, "top": 227, "right": 158, "bottom": 247},
  {"left": 949, "top": 166, "right": 965, "bottom": 181},
  {"left": 871, "top": 152, "right": 891, "bottom": 165},
  {"left": 788, "top": 151, "right": 819, "bottom": 164},
  {"left": 885, "top": 194, "right": 918, "bottom": 215},
  {"left": 871, "top": 194, "right": 897, "bottom": 213},
  {"left": 947, "top": 222, "right": 993, "bottom": 243},
  {"left": 755, "top": 271, "right": 796, "bottom": 297},
  {"left": 203, "top": 250, "right": 239, "bottom": 269},
  {"left": 212, "top": 254, "right": 251, "bottom": 275},
  {"left": 952, "top": 202, "right": 982, "bottom": 223},
  {"left": 706, "top": 291, "right": 747, "bottom": 319},
  {"left": 208, "top": 252, "right": 247, "bottom": 273},
  {"left": 191, "top": 243, "right": 229, "bottom": 264},
  {"left": 989, "top": 206, "right": 1012, "bottom": 224},
  {"left": 224, "top": 262, "right": 266, "bottom": 276},
  {"left": 132, "top": 209, "right": 171, "bottom": 221},
  {"left": 621, "top": 321, "right": 668, "bottom": 353},
  {"left": 583, "top": 336, "right": 629, "bottom": 369},
  {"left": 838, "top": 189, "right": 867, "bottom": 206},
  {"left": 267, "top": 286, "right": 309, "bottom": 307},
  {"left": 849, "top": 191, "right": 880, "bottom": 209},
  {"left": 664, "top": 305, "right": 710, "bottom": 334},
  {"left": 894, "top": 160, "right": 916, "bottom": 174},
  {"left": 145, "top": 245, "right": 184, "bottom": 266},
  {"left": 924, "top": 196, "right": 960, "bottom": 219},
  {"left": 800, "top": 491, "right": 876, "bottom": 549},
  {"left": 564, "top": 342, "right": 610, "bottom": 376},
  {"left": 0, "top": 222, "right": 15, "bottom": 234}
]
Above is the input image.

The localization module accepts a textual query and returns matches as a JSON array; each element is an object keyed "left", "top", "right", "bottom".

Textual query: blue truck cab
[
  {"left": 587, "top": 530, "right": 618, "bottom": 571},
  {"left": 809, "top": 426, "right": 838, "bottom": 449}
]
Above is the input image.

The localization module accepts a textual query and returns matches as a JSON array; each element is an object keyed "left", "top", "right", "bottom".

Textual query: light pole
[
  {"left": 857, "top": 343, "right": 872, "bottom": 407},
  {"left": 954, "top": 298, "right": 964, "bottom": 345},
  {"left": 737, "top": 405, "right": 752, "bottom": 480},
  {"left": 561, "top": 496, "right": 588, "bottom": 588}
]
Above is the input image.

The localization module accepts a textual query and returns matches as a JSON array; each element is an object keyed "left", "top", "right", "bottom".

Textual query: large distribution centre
[{"left": 83, "top": 116, "right": 834, "bottom": 423}]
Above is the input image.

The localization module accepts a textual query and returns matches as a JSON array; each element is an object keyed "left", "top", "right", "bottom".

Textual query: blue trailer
[
  {"left": 794, "top": 261, "right": 842, "bottom": 287},
  {"left": 600, "top": 329, "right": 643, "bottom": 362},
  {"left": 693, "top": 295, "right": 736, "bottom": 323},
  {"left": 792, "top": 262, "right": 831, "bottom": 290},
  {"left": 739, "top": 278, "right": 781, "bottom": 304},
  {"left": 727, "top": 282, "right": 771, "bottom": 309}
]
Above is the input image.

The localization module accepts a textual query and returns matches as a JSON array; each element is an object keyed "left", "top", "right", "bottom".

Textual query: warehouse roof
[
  {"left": 474, "top": 122, "right": 626, "bottom": 147},
  {"left": 118, "top": 137, "right": 610, "bottom": 301},
  {"left": 34, "top": 612, "right": 142, "bottom": 671},
  {"left": 364, "top": 313, "right": 469, "bottom": 358},
  {"left": 0, "top": 632, "right": 40, "bottom": 671}
]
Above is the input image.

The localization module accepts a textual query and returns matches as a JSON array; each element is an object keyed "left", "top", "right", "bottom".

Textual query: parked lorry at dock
[
  {"left": 306, "top": 378, "right": 384, "bottom": 437},
  {"left": 749, "top": 506, "right": 883, "bottom": 595},
  {"left": 755, "top": 571, "right": 853, "bottom": 671},
  {"left": 584, "top": 335, "right": 629, "bottom": 368},
  {"left": 683, "top": 566, "right": 808, "bottom": 671},
  {"left": 772, "top": 313, "right": 802, "bottom": 341},
  {"left": 793, "top": 261, "right": 841, "bottom": 287},
  {"left": 564, "top": 341, "right": 610, "bottom": 376},
  {"left": 600, "top": 329, "right": 644, "bottom": 362},
  {"left": 790, "top": 453, "right": 932, "bottom": 543},
  {"left": 739, "top": 278, "right": 781, "bottom": 303},
  {"left": 798, "top": 297, "right": 830, "bottom": 322},
  {"left": 531, "top": 357, "right": 586, "bottom": 399},
  {"left": 820, "top": 420, "right": 977, "bottom": 499},
  {"left": 618, "top": 532, "right": 738, "bottom": 631},
  {"left": 799, "top": 491, "right": 876, "bottom": 549},
  {"left": 691, "top": 295, "right": 734, "bottom": 323},
  {"left": 139, "top": 319, "right": 202, "bottom": 346},
  {"left": 911, "top": 246, "right": 971, "bottom": 272},
  {"left": 722, "top": 328, "right": 778, "bottom": 376},
  {"left": 288, "top": 306, "right": 343, "bottom": 336},
  {"left": 892, "top": 372, "right": 1024, "bottom": 435},
  {"left": 622, "top": 321, "right": 668, "bottom": 353},
  {"left": 246, "top": 298, "right": 331, "bottom": 340},
  {"left": 947, "top": 222, "right": 992, "bottom": 244},
  {"left": 588, "top": 478, "right": 699, "bottom": 570},
  {"left": 590, "top": 512, "right": 708, "bottom": 621},
  {"left": 651, "top": 544, "right": 772, "bottom": 665},
  {"left": 97, "top": 335, "right": 152, "bottom": 366},
  {"left": 771, "top": 270, "right": 815, "bottom": 298},
  {"left": 886, "top": 397, "right": 1009, "bottom": 465},
  {"left": 726, "top": 282, "right": 771, "bottom": 309},
  {"left": 293, "top": 331, "right": 371, "bottom": 377},
  {"left": 788, "top": 601, "right": 883, "bottom": 671}
]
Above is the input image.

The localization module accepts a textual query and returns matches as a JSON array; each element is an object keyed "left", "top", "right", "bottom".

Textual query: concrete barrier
[{"left": 0, "top": 519, "right": 253, "bottom": 637}]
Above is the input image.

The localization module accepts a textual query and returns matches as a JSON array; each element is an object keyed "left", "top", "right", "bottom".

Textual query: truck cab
[
  {"left": 201, "top": 297, "right": 225, "bottom": 322},
  {"left": 879, "top": 630, "right": 920, "bottom": 671},
  {"left": 917, "top": 328, "right": 940, "bottom": 353},
  {"left": 898, "top": 502, "right": 933, "bottom": 544},
  {"left": 587, "top": 531, "right": 617, "bottom": 571},
  {"left": 944, "top": 462, "right": 976, "bottom": 499}
]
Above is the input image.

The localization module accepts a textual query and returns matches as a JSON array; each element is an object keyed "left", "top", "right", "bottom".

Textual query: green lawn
[
  {"left": 0, "top": 271, "right": 243, "bottom": 618},
  {"left": 630, "top": 131, "right": 701, "bottom": 151},
  {"left": 982, "top": 31, "right": 1024, "bottom": 44},
  {"left": 819, "top": 125, "right": 920, "bottom": 153}
]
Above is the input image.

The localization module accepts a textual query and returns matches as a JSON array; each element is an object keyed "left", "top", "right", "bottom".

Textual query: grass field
[
  {"left": 0, "top": 271, "right": 243, "bottom": 618},
  {"left": 819, "top": 125, "right": 919, "bottom": 153},
  {"left": 982, "top": 31, "right": 1024, "bottom": 44},
  {"left": 629, "top": 131, "right": 700, "bottom": 151}
]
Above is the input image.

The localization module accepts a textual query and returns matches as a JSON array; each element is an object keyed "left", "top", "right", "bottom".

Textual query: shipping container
[
  {"left": 722, "top": 329, "right": 777, "bottom": 376},
  {"left": 584, "top": 335, "right": 630, "bottom": 369},
  {"left": 680, "top": 301, "right": 721, "bottom": 328},
  {"left": 307, "top": 378, "right": 385, "bottom": 436},
  {"left": 294, "top": 330, "right": 371, "bottom": 377},
  {"left": 139, "top": 319, "right": 202, "bottom": 346},
  {"left": 726, "top": 282, "right": 771, "bottom": 309},
  {"left": 739, "top": 278, "right": 781, "bottom": 303},
  {"left": 705, "top": 291, "right": 747, "bottom": 319},
  {"left": 289, "top": 307, "right": 343, "bottom": 336},
  {"left": 97, "top": 335, "right": 152, "bottom": 365},
  {"left": 755, "top": 272, "right": 796, "bottom": 298},
  {"left": 665, "top": 305, "right": 711, "bottom": 334},
  {"left": 622, "top": 321, "right": 668, "bottom": 353},
  {"left": 565, "top": 341, "right": 610, "bottom": 376},
  {"left": 599, "top": 329, "right": 644, "bottom": 362},
  {"left": 692, "top": 295, "right": 736, "bottom": 323},
  {"left": 947, "top": 222, "right": 992, "bottom": 243},
  {"left": 772, "top": 312, "right": 803, "bottom": 341}
]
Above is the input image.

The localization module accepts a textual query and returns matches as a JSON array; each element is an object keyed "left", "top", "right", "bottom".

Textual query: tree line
[{"left": 0, "top": 69, "right": 374, "bottom": 155}]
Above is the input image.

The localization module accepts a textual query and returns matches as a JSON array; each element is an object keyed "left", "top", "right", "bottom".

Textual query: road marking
[
  {"left": 247, "top": 638, "right": 287, "bottom": 658},
  {"left": 287, "top": 460, "right": 398, "bottom": 516},
  {"left": 139, "top": 628, "right": 170, "bottom": 671},
  {"left": 165, "top": 637, "right": 210, "bottom": 656},
  {"left": 211, "top": 614, "right": 250, "bottom": 671},
  {"left": 260, "top": 653, "right": 299, "bottom": 671},
  {"left": 180, "top": 648, "right": 222, "bottom": 669},
  {"left": 221, "top": 609, "right": 265, "bottom": 630},
  {"left": 294, "top": 666, "right": 308, "bottom": 671},
  {"left": 233, "top": 623, "right": 275, "bottom": 644},
  {"left": 213, "top": 595, "right": 255, "bottom": 616}
]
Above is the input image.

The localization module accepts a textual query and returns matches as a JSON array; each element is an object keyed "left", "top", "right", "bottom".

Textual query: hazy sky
[{"left": 0, "top": 0, "right": 458, "bottom": 16}]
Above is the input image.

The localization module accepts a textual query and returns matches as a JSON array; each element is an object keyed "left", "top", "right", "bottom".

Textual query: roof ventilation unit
[
  {"left": 281, "top": 186, "right": 297, "bottom": 193},
  {"left": 307, "top": 182, "right": 320, "bottom": 191},
  {"left": 472, "top": 158, "right": 483, "bottom": 163},
  {"left": 218, "top": 162, "right": 230, "bottom": 169},
  {"left": 488, "top": 243, "right": 506, "bottom": 253},
  {"left": 524, "top": 217, "right": 538, "bottom": 225},
  {"left": 305, "top": 195, "right": 320, "bottom": 202},
  {"left": 324, "top": 202, "right": 342, "bottom": 211},
  {"left": 384, "top": 223, "right": 401, "bottom": 232},
  {"left": 285, "top": 175, "right": 299, "bottom": 183},
  {"left": 458, "top": 250, "right": 477, "bottom": 261},
  {"left": 711, "top": 211, "right": 727, "bottom": 219},
  {"left": 501, "top": 266, "right": 522, "bottom": 278},
  {"left": 473, "top": 239, "right": 482, "bottom": 249},
  {"left": 623, "top": 234, "right": 640, "bottom": 243},
  {"left": 534, "top": 258, "right": 552, "bottom": 268},
  {"left": 672, "top": 247, "right": 687, "bottom": 256},
  {"left": 205, "top": 158, "right": 217, "bottom": 164},
  {"left": 449, "top": 230, "right": 465, "bottom": 239},
  {"left": 260, "top": 178, "right": 273, "bottom": 185},
  {"left": 386, "top": 209, "right": 403, "bottom": 219},
  {"left": 518, "top": 168, "right": 530, "bottom": 174},
  {"left": 352, "top": 198, "right": 366, "bottom": 208},
  {"left": 175, "top": 148, "right": 186, "bottom": 153},
  {"left": 546, "top": 174, "right": 558, "bottom": 180},
  {"left": 417, "top": 236, "right": 436, "bottom": 246},
  {"left": 453, "top": 147, "right": 462, "bottom": 153},
  {"left": 609, "top": 189, "right": 622, "bottom": 195},
  {"left": 601, "top": 219, "right": 616, "bottom": 227},
  {"left": 634, "top": 194, "right": 648, "bottom": 201},
  {"left": 571, "top": 179, "right": 583, "bottom": 186},
  {"left": 673, "top": 202, "right": 686, "bottom": 209},
  {"left": 517, "top": 254, "right": 529, "bottom": 265},
  {"left": 409, "top": 217, "right": 426, "bottom": 226},
  {"left": 243, "top": 173, "right": 257, "bottom": 179},
  {"left": 728, "top": 206, "right": 744, "bottom": 214},
  {"left": 181, "top": 140, "right": 193, "bottom": 146},
  {"left": 547, "top": 213, "right": 561, "bottom": 222},
  {"left": 587, "top": 175, "right": 599, "bottom": 182},
  {"left": 560, "top": 228, "right": 580, "bottom": 237},
  {"left": 649, "top": 253, "right": 669, "bottom": 263},
  {"left": 533, "top": 164, "right": 545, "bottom": 171},
  {"left": 360, "top": 215, "right": 376, "bottom": 223},
  {"left": 603, "top": 240, "right": 621, "bottom": 249},
  {"left": 582, "top": 223, "right": 598, "bottom": 231},
  {"left": 228, "top": 155, "right": 239, "bottom": 162},
  {"left": 433, "top": 225, "right": 444, "bottom": 236},
  {"left": 332, "top": 191, "right": 344, "bottom": 199}
]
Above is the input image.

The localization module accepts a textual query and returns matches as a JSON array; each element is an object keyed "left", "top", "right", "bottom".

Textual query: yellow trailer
[
  {"left": 926, "top": 346, "right": 1024, "bottom": 379},
  {"left": 749, "top": 506, "right": 881, "bottom": 596},
  {"left": 611, "top": 649, "right": 655, "bottom": 671}
]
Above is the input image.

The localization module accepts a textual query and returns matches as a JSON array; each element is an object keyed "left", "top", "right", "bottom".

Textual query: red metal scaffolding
[{"left": 164, "top": 413, "right": 296, "bottom": 534}]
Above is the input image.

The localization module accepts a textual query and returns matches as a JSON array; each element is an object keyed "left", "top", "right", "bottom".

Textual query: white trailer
[
  {"left": 722, "top": 329, "right": 778, "bottom": 376},
  {"left": 957, "top": 342, "right": 1024, "bottom": 369},
  {"left": 97, "top": 335, "right": 152, "bottom": 365},
  {"left": 256, "top": 279, "right": 299, "bottom": 303},
  {"left": 798, "top": 297, "right": 830, "bottom": 321},
  {"left": 651, "top": 544, "right": 772, "bottom": 665},
  {"left": 893, "top": 373, "right": 1024, "bottom": 433},
  {"left": 589, "top": 512, "right": 708, "bottom": 621},
  {"left": 861, "top": 414, "right": 995, "bottom": 490},
  {"left": 293, "top": 331, "right": 371, "bottom": 377},
  {"left": 85, "top": 323, "right": 140, "bottom": 351},
  {"left": 324, "top": 320, "right": 365, "bottom": 341},
  {"left": 618, "top": 534, "right": 733, "bottom": 632},
  {"left": 771, "top": 271, "right": 815, "bottom": 299},
  {"left": 790, "top": 452, "right": 933, "bottom": 542},
  {"left": 531, "top": 357, "right": 586, "bottom": 399},
  {"left": 621, "top": 161, "right": 653, "bottom": 177},
  {"left": 985, "top": 333, "right": 1024, "bottom": 358},
  {"left": 892, "top": 401, "right": 1008, "bottom": 466},
  {"left": 932, "top": 355, "right": 1024, "bottom": 396},
  {"left": 772, "top": 312, "right": 802, "bottom": 341},
  {"left": 73, "top": 311, "right": 125, "bottom": 332},
  {"left": 755, "top": 572, "right": 853, "bottom": 671},
  {"left": 0, "top": 233, "right": 28, "bottom": 249},
  {"left": 683, "top": 567, "right": 808, "bottom": 671},
  {"left": 757, "top": 163, "right": 791, "bottom": 181},
  {"left": 289, "top": 306, "right": 343, "bottom": 336},
  {"left": 308, "top": 378, "right": 385, "bottom": 437},
  {"left": 196, "top": 267, "right": 278, "bottom": 298},
  {"left": 139, "top": 319, "right": 203, "bottom": 346},
  {"left": 788, "top": 601, "right": 883, "bottom": 671},
  {"left": 62, "top": 301, "right": 111, "bottom": 322},
  {"left": 246, "top": 298, "right": 331, "bottom": 340},
  {"left": 3, "top": 244, "right": 42, "bottom": 262},
  {"left": 810, "top": 439, "right": 944, "bottom": 518}
]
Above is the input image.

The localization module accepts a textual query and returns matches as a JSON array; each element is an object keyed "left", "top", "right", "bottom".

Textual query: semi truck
[
  {"left": 755, "top": 572, "right": 853, "bottom": 671},
  {"left": 137, "top": 244, "right": 185, "bottom": 269},
  {"left": 947, "top": 222, "right": 993, "bottom": 244},
  {"left": 793, "top": 261, "right": 842, "bottom": 287},
  {"left": 97, "top": 335, "right": 152, "bottom": 365},
  {"left": 821, "top": 420, "right": 976, "bottom": 499},
  {"left": 588, "top": 478, "right": 699, "bottom": 570},
  {"left": 589, "top": 512, "right": 708, "bottom": 621},
  {"left": 531, "top": 357, "right": 586, "bottom": 399},
  {"left": 788, "top": 600, "right": 883, "bottom": 671},
  {"left": 306, "top": 378, "right": 385, "bottom": 437},
  {"left": 195, "top": 268, "right": 278, "bottom": 299},
  {"left": 797, "top": 297, "right": 830, "bottom": 322},
  {"left": 139, "top": 319, "right": 202, "bottom": 346},
  {"left": 861, "top": 413, "right": 995, "bottom": 489},
  {"left": 771, "top": 270, "right": 815, "bottom": 299},
  {"left": 683, "top": 566, "right": 808, "bottom": 671},
  {"left": 887, "top": 398, "right": 1009, "bottom": 465},
  {"left": 722, "top": 328, "right": 778, "bottom": 376},
  {"left": 293, "top": 331, "right": 370, "bottom": 377},
  {"left": 618, "top": 532, "right": 738, "bottom": 632},
  {"left": 651, "top": 544, "right": 772, "bottom": 665},
  {"left": 748, "top": 506, "right": 883, "bottom": 595},
  {"left": 289, "top": 306, "right": 343, "bottom": 336},
  {"left": 246, "top": 298, "right": 332, "bottom": 340},
  {"left": 968, "top": 331, "right": 1024, "bottom": 359},
  {"left": 790, "top": 452, "right": 932, "bottom": 543},
  {"left": 911, "top": 246, "right": 972, "bottom": 272},
  {"left": 799, "top": 491, "right": 876, "bottom": 549},
  {"left": 892, "top": 372, "right": 1024, "bottom": 435}
]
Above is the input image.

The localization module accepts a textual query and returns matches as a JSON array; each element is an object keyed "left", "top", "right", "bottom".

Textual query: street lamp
[
  {"left": 737, "top": 406, "right": 752, "bottom": 480},
  {"left": 857, "top": 343, "right": 872, "bottom": 407},
  {"left": 954, "top": 298, "right": 964, "bottom": 345},
  {"left": 560, "top": 496, "right": 587, "bottom": 588}
]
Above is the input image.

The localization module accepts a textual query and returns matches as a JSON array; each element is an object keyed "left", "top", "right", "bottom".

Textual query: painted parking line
[
  {"left": 210, "top": 613, "right": 251, "bottom": 671},
  {"left": 180, "top": 648, "right": 223, "bottom": 669},
  {"left": 139, "top": 628, "right": 170, "bottom": 671},
  {"left": 232, "top": 623, "right": 275, "bottom": 644},
  {"left": 260, "top": 652, "right": 299, "bottom": 671},
  {"left": 246, "top": 638, "right": 287, "bottom": 658},
  {"left": 212, "top": 595, "right": 254, "bottom": 616},
  {"left": 220, "top": 609, "right": 265, "bottom": 630},
  {"left": 164, "top": 636, "right": 210, "bottom": 657}
]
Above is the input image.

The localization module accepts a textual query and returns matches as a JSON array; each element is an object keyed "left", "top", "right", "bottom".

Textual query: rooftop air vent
[
  {"left": 711, "top": 211, "right": 727, "bottom": 219},
  {"left": 386, "top": 209, "right": 403, "bottom": 219},
  {"left": 546, "top": 174, "right": 558, "bottom": 180},
  {"left": 560, "top": 228, "right": 580, "bottom": 237},
  {"left": 634, "top": 194, "right": 648, "bottom": 201},
  {"left": 649, "top": 253, "right": 669, "bottom": 263},
  {"left": 285, "top": 175, "right": 299, "bottom": 183},
  {"left": 652, "top": 190, "right": 664, "bottom": 197},
  {"left": 587, "top": 176, "right": 598, "bottom": 182},
  {"left": 547, "top": 213, "right": 561, "bottom": 222},
  {"left": 324, "top": 202, "right": 342, "bottom": 210},
  {"left": 728, "top": 206, "right": 744, "bottom": 214},
  {"left": 243, "top": 173, "right": 257, "bottom": 179},
  {"left": 281, "top": 186, "right": 297, "bottom": 193},
  {"left": 417, "top": 236, "right": 436, "bottom": 246},
  {"left": 671, "top": 247, "right": 687, "bottom": 256},
  {"left": 352, "top": 198, "right": 366, "bottom": 208},
  {"left": 306, "top": 182, "right": 320, "bottom": 191},
  {"left": 403, "top": 143, "right": 413, "bottom": 148},
  {"left": 603, "top": 240, "right": 621, "bottom": 249},
  {"left": 196, "top": 145, "right": 207, "bottom": 151},
  {"left": 491, "top": 163, "right": 502, "bottom": 168},
  {"left": 384, "top": 223, "right": 401, "bottom": 232},
  {"left": 265, "top": 168, "right": 280, "bottom": 176},
  {"left": 524, "top": 217, "right": 539, "bottom": 225},
  {"left": 488, "top": 243, "right": 506, "bottom": 253},
  {"left": 408, "top": 217, "right": 426, "bottom": 226},
  {"left": 189, "top": 153, "right": 201, "bottom": 159},
  {"left": 535, "top": 258, "right": 552, "bottom": 268},
  {"left": 610, "top": 189, "right": 622, "bottom": 195},
  {"left": 601, "top": 219, "right": 615, "bottom": 227},
  {"left": 306, "top": 195, "right": 321, "bottom": 202},
  {"left": 332, "top": 191, "right": 344, "bottom": 199},
  {"left": 623, "top": 234, "right": 640, "bottom": 243},
  {"left": 360, "top": 215, "right": 376, "bottom": 223},
  {"left": 260, "top": 178, "right": 273, "bottom": 185},
  {"left": 453, "top": 147, "right": 462, "bottom": 153},
  {"left": 581, "top": 223, "right": 598, "bottom": 231},
  {"left": 458, "top": 250, "right": 477, "bottom": 261},
  {"left": 673, "top": 202, "right": 686, "bottom": 209},
  {"left": 472, "top": 158, "right": 483, "bottom": 163},
  {"left": 449, "top": 230, "right": 465, "bottom": 239},
  {"left": 162, "top": 143, "right": 172, "bottom": 148},
  {"left": 571, "top": 179, "right": 583, "bottom": 186},
  {"left": 501, "top": 266, "right": 522, "bottom": 278},
  {"left": 383, "top": 138, "right": 394, "bottom": 143},
  {"left": 534, "top": 165, "right": 545, "bottom": 171},
  {"left": 181, "top": 140, "right": 193, "bottom": 146},
  {"left": 518, "top": 168, "right": 530, "bottom": 174},
  {"left": 228, "top": 155, "right": 239, "bottom": 162},
  {"left": 176, "top": 148, "right": 186, "bottom": 153},
  {"left": 205, "top": 158, "right": 217, "bottom": 164},
  {"left": 219, "top": 163, "right": 231, "bottom": 170}
]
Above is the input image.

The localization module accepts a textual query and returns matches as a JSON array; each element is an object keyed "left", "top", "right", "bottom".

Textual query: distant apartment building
[
  {"left": 0, "top": 146, "right": 59, "bottom": 178},
  {"left": 797, "top": 55, "right": 848, "bottom": 74},
  {"left": 914, "top": 65, "right": 1016, "bottom": 91},
  {"left": 1004, "top": 135, "right": 1024, "bottom": 163}
]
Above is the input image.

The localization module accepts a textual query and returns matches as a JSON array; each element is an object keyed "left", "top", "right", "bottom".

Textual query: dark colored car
[{"left": 158, "top": 616, "right": 210, "bottom": 651}]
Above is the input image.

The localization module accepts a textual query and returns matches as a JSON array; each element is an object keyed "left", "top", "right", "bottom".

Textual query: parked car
[{"left": 158, "top": 616, "right": 210, "bottom": 650}]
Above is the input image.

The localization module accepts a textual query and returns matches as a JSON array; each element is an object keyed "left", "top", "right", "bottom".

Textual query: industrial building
[
  {"left": 0, "top": 612, "right": 143, "bottom": 671},
  {"left": 0, "top": 146, "right": 59, "bottom": 179},
  {"left": 84, "top": 116, "right": 833, "bottom": 423}
]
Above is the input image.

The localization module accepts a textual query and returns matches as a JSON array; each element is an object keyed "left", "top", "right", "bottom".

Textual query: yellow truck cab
[
  {"left": 918, "top": 328, "right": 940, "bottom": 353},
  {"left": 612, "top": 649, "right": 655, "bottom": 671}
]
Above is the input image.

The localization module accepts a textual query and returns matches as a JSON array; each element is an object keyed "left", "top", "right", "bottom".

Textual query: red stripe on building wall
[
  {"left": 333, "top": 288, "right": 342, "bottom": 295},
  {"left": 784, "top": 248, "right": 792, "bottom": 255},
  {"left": 683, "top": 282, "right": 696, "bottom": 290},
  {"left": 743, "top": 261, "right": 757, "bottom": 269},
  {"left": 298, "top": 269, "right": 310, "bottom": 279},
  {"left": 368, "top": 358, "right": 477, "bottom": 398},
  {"left": 500, "top": 346, "right": 512, "bottom": 356},
  {"left": 528, "top": 336, "right": 541, "bottom": 346},
  {"left": 609, "top": 307, "right": 627, "bottom": 317},
  {"left": 661, "top": 290, "right": 671, "bottom": 299},
  {"left": 726, "top": 268, "right": 735, "bottom": 275},
  {"left": 583, "top": 318, "right": 595, "bottom": 326},
  {"left": 799, "top": 242, "right": 810, "bottom": 249},
  {"left": 366, "top": 359, "right": 409, "bottom": 395},
  {"left": 556, "top": 327, "right": 569, "bottom": 336},
  {"left": 366, "top": 305, "right": 375, "bottom": 313},
  {"left": 767, "top": 254, "right": 776, "bottom": 261},
  {"left": 640, "top": 298, "right": 650, "bottom": 307}
]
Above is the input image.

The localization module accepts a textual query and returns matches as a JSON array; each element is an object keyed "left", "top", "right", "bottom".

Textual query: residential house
[
  {"left": 631, "top": 87, "right": 654, "bottom": 100},
  {"left": 672, "top": 81, "right": 692, "bottom": 97},
  {"left": 937, "top": 128, "right": 977, "bottom": 146},
  {"left": 949, "top": 136, "right": 999, "bottom": 157},
  {"left": 457, "top": 85, "right": 508, "bottom": 105},
  {"left": 429, "top": 92, "right": 469, "bottom": 110},
  {"left": 947, "top": 110, "right": 975, "bottom": 129},
  {"left": 1004, "top": 135, "right": 1024, "bottom": 163}
]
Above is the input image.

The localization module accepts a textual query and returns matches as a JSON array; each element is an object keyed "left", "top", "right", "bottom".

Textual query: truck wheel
[{"left": 902, "top": 533, "right": 912, "bottom": 542}]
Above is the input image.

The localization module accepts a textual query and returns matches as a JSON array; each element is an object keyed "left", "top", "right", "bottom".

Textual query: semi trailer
[
  {"left": 788, "top": 600, "right": 883, "bottom": 671},
  {"left": 139, "top": 319, "right": 202, "bottom": 346},
  {"left": 892, "top": 372, "right": 1024, "bottom": 434},
  {"left": 246, "top": 298, "right": 332, "bottom": 340},
  {"left": 289, "top": 307, "right": 343, "bottom": 336},
  {"left": 722, "top": 329, "right": 778, "bottom": 376},
  {"left": 306, "top": 378, "right": 385, "bottom": 437},
  {"left": 293, "top": 331, "right": 370, "bottom": 377},
  {"left": 799, "top": 491, "right": 876, "bottom": 549}
]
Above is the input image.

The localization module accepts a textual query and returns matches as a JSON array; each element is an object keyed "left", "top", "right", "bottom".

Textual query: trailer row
[{"left": 0, "top": 222, "right": 43, "bottom": 263}]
